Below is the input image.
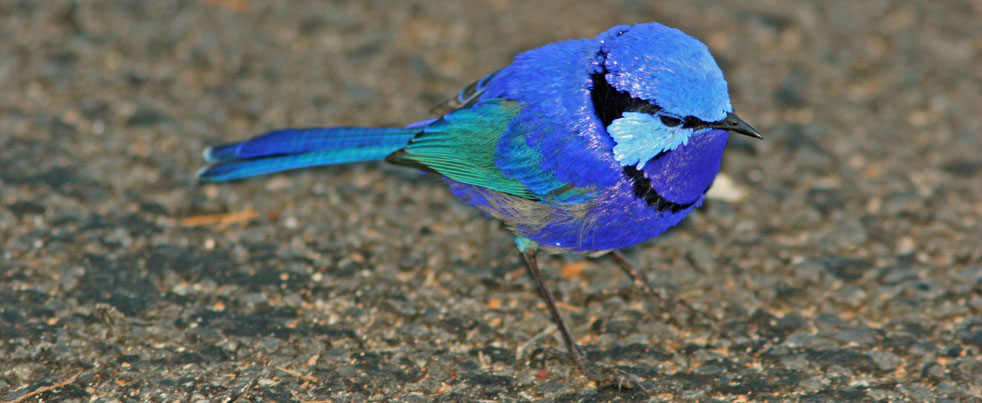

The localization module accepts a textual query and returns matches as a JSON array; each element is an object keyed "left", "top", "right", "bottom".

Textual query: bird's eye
[{"left": 659, "top": 115, "right": 683, "bottom": 127}]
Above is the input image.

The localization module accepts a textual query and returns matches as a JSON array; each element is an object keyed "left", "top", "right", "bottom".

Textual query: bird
[{"left": 198, "top": 22, "right": 761, "bottom": 389}]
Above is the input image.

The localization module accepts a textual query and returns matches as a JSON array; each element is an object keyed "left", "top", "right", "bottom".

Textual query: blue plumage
[
  {"left": 597, "top": 24, "right": 732, "bottom": 122},
  {"left": 203, "top": 127, "right": 417, "bottom": 162},
  {"left": 198, "top": 22, "right": 761, "bottom": 388},
  {"left": 198, "top": 127, "right": 416, "bottom": 181}
]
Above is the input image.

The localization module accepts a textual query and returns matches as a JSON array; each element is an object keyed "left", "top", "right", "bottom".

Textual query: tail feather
[
  {"left": 204, "top": 127, "right": 417, "bottom": 162},
  {"left": 198, "top": 127, "right": 417, "bottom": 181}
]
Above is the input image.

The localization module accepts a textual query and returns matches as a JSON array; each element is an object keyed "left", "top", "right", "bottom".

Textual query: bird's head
[{"left": 590, "top": 22, "right": 761, "bottom": 168}]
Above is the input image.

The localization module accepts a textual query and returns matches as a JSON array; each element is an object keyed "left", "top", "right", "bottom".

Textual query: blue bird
[{"left": 199, "top": 22, "right": 760, "bottom": 388}]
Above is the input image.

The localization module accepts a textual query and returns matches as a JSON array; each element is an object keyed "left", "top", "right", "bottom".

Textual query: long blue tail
[{"left": 198, "top": 127, "right": 418, "bottom": 181}]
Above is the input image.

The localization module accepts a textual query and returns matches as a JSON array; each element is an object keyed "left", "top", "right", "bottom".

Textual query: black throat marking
[
  {"left": 623, "top": 166, "right": 696, "bottom": 212},
  {"left": 590, "top": 51, "right": 696, "bottom": 212}
]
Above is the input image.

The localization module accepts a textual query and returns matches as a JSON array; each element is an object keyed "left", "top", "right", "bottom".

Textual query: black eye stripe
[
  {"left": 591, "top": 51, "right": 715, "bottom": 130},
  {"left": 590, "top": 50, "right": 661, "bottom": 127},
  {"left": 659, "top": 115, "right": 682, "bottom": 127},
  {"left": 681, "top": 116, "right": 714, "bottom": 130},
  {"left": 590, "top": 70, "right": 661, "bottom": 127}
]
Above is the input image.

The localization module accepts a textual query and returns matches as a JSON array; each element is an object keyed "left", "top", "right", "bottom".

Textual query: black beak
[{"left": 711, "top": 112, "right": 762, "bottom": 139}]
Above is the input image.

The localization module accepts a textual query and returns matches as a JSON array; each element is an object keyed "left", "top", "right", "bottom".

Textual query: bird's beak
[{"left": 712, "top": 112, "right": 762, "bottom": 139}]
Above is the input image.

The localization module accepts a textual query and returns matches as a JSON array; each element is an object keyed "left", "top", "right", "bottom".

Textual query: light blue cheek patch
[{"left": 608, "top": 112, "right": 691, "bottom": 168}]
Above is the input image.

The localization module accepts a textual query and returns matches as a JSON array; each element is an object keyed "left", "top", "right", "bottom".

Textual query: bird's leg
[
  {"left": 608, "top": 250, "right": 711, "bottom": 325},
  {"left": 609, "top": 250, "right": 668, "bottom": 301},
  {"left": 517, "top": 238, "right": 642, "bottom": 390}
]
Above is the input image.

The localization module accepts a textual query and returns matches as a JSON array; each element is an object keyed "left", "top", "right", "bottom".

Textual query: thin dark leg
[
  {"left": 609, "top": 250, "right": 668, "bottom": 301},
  {"left": 609, "top": 250, "right": 711, "bottom": 325},
  {"left": 521, "top": 248, "right": 642, "bottom": 389}
]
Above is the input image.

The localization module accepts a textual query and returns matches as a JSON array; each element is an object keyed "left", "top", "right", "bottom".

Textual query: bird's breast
[{"left": 629, "top": 129, "right": 730, "bottom": 209}]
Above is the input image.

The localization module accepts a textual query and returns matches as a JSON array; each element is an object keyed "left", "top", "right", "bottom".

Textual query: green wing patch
[{"left": 386, "top": 99, "right": 536, "bottom": 199}]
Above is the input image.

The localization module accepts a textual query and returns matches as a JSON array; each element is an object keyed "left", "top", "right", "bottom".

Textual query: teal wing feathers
[
  {"left": 496, "top": 108, "right": 596, "bottom": 203},
  {"left": 387, "top": 98, "right": 594, "bottom": 203},
  {"left": 387, "top": 99, "right": 537, "bottom": 199}
]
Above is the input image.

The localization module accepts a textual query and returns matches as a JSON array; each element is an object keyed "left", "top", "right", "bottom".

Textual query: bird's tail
[{"left": 197, "top": 127, "right": 418, "bottom": 181}]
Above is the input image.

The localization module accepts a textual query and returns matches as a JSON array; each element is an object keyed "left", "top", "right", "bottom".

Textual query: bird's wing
[
  {"left": 428, "top": 69, "right": 501, "bottom": 115},
  {"left": 494, "top": 106, "right": 598, "bottom": 203},
  {"left": 387, "top": 98, "right": 595, "bottom": 203},
  {"left": 387, "top": 98, "right": 537, "bottom": 199}
]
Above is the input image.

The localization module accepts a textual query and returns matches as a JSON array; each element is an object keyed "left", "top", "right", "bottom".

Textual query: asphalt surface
[{"left": 2, "top": 1, "right": 981, "bottom": 401}]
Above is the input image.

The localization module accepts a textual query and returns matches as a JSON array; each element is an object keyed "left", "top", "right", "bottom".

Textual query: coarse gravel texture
[{"left": 2, "top": 0, "right": 981, "bottom": 401}]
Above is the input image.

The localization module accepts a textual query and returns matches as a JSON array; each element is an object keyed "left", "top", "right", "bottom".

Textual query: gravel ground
[{"left": 2, "top": 1, "right": 981, "bottom": 401}]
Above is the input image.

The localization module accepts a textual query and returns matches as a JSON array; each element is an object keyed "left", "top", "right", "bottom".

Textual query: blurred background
[{"left": 1, "top": 0, "right": 980, "bottom": 401}]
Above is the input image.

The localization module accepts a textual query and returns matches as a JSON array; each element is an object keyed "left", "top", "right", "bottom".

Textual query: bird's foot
[
  {"left": 580, "top": 361, "right": 643, "bottom": 390},
  {"left": 521, "top": 245, "right": 646, "bottom": 393},
  {"left": 569, "top": 350, "right": 645, "bottom": 391}
]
